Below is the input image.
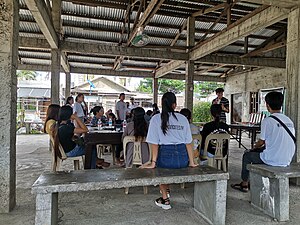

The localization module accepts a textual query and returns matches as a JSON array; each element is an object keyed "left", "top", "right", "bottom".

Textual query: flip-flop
[{"left": 231, "top": 182, "right": 249, "bottom": 193}]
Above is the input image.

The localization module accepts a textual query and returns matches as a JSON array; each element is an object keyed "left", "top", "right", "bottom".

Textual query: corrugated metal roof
[{"left": 19, "top": 51, "right": 50, "bottom": 59}]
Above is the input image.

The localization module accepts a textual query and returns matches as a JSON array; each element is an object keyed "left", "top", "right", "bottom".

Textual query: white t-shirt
[
  {"left": 260, "top": 113, "right": 295, "bottom": 166},
  {"left": 146, "top": 113, "right": 192, "bottom": 145},
  {"left": 116, "top": 100, "right": 127, "bottom": 120},
  {"left": 73, "top": 102, "right": 85, "bottom": 117}
]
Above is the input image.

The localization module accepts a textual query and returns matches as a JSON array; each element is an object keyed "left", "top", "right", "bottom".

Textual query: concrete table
[{"left": 32, "top": 166, "right": 229, "bottom": 225}]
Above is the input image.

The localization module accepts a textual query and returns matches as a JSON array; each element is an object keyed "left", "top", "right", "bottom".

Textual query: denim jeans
[
  {"left": 157, "top": 144, "right": 188, "bottom": 169},
  {"left": 241, "top": 151, "right": 264, "bottom": 181},
  {"left": 66, "top": 145, "right": 97, "bottom": 169}
]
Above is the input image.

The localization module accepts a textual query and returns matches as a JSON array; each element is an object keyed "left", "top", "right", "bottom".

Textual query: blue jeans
[
  {"left": 66, "top": 145, "right": 97, "bottom": 169},
  {"left": 157, "top": 144, "right": 189, "bottom": 169}
]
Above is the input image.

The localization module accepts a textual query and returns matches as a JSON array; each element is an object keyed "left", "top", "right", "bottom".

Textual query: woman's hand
[{"left": 140, "top": 161, "right": 156, "bottom": 169}]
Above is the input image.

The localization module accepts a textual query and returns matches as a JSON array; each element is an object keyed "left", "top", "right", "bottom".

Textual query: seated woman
[
  {"left": 90, "top": 106, "right": 106, "bottom": 126},
  {"left": 52, "top": 105, "right": 97, "bottom": 169},
  {"left": 179, "top": 108, "right": 200, "bottom": 135},
  {"left": 44, "top": 104, "right": 60, "bottom": 135},
  {"left": 122, "top": 107, "right": 150, "bottom": 168},
  {"left": 200, "top": 104, "right": 229, "bottom": 158}
]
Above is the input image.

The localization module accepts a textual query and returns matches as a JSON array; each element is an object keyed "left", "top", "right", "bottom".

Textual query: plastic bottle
[
  {"left": 108, "top": 118, "right": 113, "bottom": 127},
  {"left": 122, "top": 120, "right": 127, "bottom": 130},
  {"left": 97, "top": 119, "right": 102, "bottom": 130}
]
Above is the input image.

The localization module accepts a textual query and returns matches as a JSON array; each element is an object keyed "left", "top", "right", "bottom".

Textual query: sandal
[{"left": 231, "top": 182, "right": 249, "bottom": 193}]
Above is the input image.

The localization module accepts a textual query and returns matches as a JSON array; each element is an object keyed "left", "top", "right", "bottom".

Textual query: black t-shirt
[
  {"left": 201, "top": 121, "right": 229, "bottom": 156},
  {"left": 58, "top": 122, "right": 76, "bottom": 153}
]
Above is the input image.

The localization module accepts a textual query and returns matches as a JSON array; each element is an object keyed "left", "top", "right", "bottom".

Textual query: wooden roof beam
[{"left": 190, "top": 6, "right": 289, "bottom": 61}]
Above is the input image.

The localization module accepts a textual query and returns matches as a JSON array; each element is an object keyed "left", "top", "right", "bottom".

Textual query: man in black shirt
[{"left": 212, "top": 88, "right": 229, "bottom": 123}]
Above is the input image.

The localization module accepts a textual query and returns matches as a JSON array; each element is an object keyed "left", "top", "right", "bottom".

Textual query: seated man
[{"left": 231, "top": 91, "right": 295, "bottom": 192}]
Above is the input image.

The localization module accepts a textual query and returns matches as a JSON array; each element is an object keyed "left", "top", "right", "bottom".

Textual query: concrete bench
[
  {"left": 32, "top": 166, "right": 229, "bottom": 225},
  {"left": 248, "top": 163, "right": 300, "bottom": 221}
]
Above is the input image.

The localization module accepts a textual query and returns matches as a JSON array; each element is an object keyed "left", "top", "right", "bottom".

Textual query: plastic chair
[
  {"left": 123, "top": 136, "right": 151, "bottom": 194},
  {"left": 96, "top": 144, "right": 113, "bottom": 158},
  {"left": 50, "top": 136, "right": 85, "bottom": 172},
  {"left": 203, "top": 133, "right": 230, "bottom": 172}
]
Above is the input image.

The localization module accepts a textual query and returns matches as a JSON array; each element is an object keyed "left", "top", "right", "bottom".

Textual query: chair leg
[
  {"left": 143, "top": 186, "right": 148, "bottom": 194},
  {"left": 81, "top": 156, "right": 85, "bottom": 169},
  {"left": 222, "top": 159, "right": 227, "bottom": 172},
  {"left": 74, "top": 160, "right": 80, "bottom": 170},
  {"left": 181, "top": 183, "right": 185, "bottom": 189},
  {"left": 125, "top": 187, "right": 129, "bottom": 195}
]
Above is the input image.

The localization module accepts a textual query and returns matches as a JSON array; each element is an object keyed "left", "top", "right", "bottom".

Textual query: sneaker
[{"left": 155, "top": 197, "right": 171, "bottom": 210}]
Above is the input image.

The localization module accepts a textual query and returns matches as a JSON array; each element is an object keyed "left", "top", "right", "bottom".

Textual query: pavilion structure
[{"left": 1, "top": 0, "right": 300, "bottom": 213}]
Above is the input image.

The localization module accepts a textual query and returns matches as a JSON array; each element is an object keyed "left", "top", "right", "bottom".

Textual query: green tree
[
  {"left": 194, "top": 81, "right": 223, "bottom": 99},
  {"left": 136, "top": 78, "right": 185, "bottom": 94},
  {"left": 193, "top": 102, "right": 212, "bottom": 122},
  {"left": 17, "top": 70, "right": 37, "bottom": 81}
]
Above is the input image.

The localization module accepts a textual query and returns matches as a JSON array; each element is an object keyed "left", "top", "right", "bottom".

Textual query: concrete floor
[{"left": 0, "top": 134, "right": 300, "bottom": 225}]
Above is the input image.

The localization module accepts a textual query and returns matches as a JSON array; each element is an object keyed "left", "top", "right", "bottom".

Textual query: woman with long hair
[
  {"left": 200, "top": 104, "right": 229, "bottom": 157},
  {"left": 142, "top": 92, "right": 197, "bottom": 210},
  {"left": 44, "top": 104, "right": 60, "bottom": 135},
  {"left": 52, "top": 105, "right": 97, "bottom": 168},
  {"left": 65, "top": 96, "right": 74, "bottom": 107},
  {"left": 122, "top": 107, "right": 150, "bottom": 167}
]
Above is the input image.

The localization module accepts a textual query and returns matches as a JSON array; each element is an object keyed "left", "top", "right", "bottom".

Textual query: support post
[
  {"left": 286, "top": 8, "right": 300, "bottom": 179},
  {"left": 0, "top": 0, "right": 18, "bottom": 213},
  {"left": 153, "top": 77, "right": 158, "bottom": 104},
  {"left": 50, "top": 0, "right": 61, "bottom": 104},
  {"left": 35, "top": 193, "right": 58, "bottom": 225},
  {"left": 65, "top": 72, "right": 71, "bottom": 99},
  {"left": 185, "top": 17, "right": 195, "bottom": 111}
]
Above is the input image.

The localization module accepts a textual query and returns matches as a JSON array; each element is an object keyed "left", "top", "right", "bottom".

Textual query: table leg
[
  {"left": 84, "top": 144, "right": 93, "bottom": 169},
  {"left": 238, "top": 128, "right": 242, "bottom": 148},
  {"left": 112, "top": 145, "right": 116, "bottom": 165},
  {"left": 35, "top": 193, "right": 58, "bottom": 225}
]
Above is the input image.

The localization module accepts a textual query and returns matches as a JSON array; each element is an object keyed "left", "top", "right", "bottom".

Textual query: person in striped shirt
[{"left": 212, "top": 88, "right": 229, "bottom": 123}]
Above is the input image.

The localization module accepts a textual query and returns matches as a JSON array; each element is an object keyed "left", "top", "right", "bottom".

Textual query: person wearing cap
[
  {"left": 128, "top": 97, "right": 138, "bottom": 111},
  {"left": 116, "top": 93, "right": 127, "bottom": 121},
  {"left": 212, "top": 87, "right": 229, "bottom": 123}
]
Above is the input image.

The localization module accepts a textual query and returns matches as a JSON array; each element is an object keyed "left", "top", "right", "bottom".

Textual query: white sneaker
[{"left": 155, "top": 197, "right": 172, "bottom": 210}]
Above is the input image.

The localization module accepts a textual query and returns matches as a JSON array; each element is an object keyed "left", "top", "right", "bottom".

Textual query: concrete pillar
[
  {"left": 51, "top": 49, "right": 61, "bottom": 104},
  {"left": 286, "top": 8, "right": 300, "bottom": 165},
  {"left": 185, "top": 17, "right": 195, "bottom": 111},
  {"left": 50, "top": 0, "right": 62, "bottom": 104},
  {"left": 0, "top": 0, "right": 18, "bottom": 213},
  {"left": 153, "top": 77, "right": 158, "bottom": 104},
  {"left": 65, "top": 72, "right": 71, "bottom": 98}
]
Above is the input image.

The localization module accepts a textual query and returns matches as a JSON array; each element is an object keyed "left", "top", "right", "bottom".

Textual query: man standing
[
  {"left": 116, "top": 93, "right": 127, "bottom": 121},
  {"left": 231, "top": 92, "right": 295, "bottom": 192},
  {"left": 73, "top": 93, "right": 86, "bottom": 122},
  {"left": 212, "top": 88, "right": 229, "bottom": 123}
]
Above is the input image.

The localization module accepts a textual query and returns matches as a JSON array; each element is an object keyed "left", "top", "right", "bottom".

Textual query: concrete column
[
  {"left": 65, "top": 72, "right": 71, "bottom": 98},
  {"left": 153, "top": 77, "right": 158, "bottom": 104},
  {"left": 51, "top": 49, "right": 61, "bottom": 104},
  {"left": 0, "top": 0, "right": 18, "bottom": 213},
  {"left": 286, "top": 8, "right": 300, "bottom": 165},
  {"left": 185, "top": 17, "right": 195, "bottom": 111},
  {"left": 50, "top": 0, "right": 62, "bottom": 104}
]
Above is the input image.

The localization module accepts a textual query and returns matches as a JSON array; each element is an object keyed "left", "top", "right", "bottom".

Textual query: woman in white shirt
[{"left": 142, "top": 92, "right": 197, "bottom": 210}]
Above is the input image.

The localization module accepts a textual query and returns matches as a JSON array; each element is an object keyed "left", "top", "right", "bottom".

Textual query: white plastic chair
[
  {"left": 123, "top": 136, "right": 151, "bottom": 194},
  {"left": 203, "top": 133, "right": 230, "bottom": 172},
  {"left": 96, "top": 144, "right": 113, "bottom": 158},
  {"left": 50, "top": 136, "right": 85, "bottom": 172}
]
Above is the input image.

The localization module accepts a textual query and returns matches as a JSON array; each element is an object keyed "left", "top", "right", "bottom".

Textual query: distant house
[{"left": 71, "top": 76, "right": 152, "bottom": 113}]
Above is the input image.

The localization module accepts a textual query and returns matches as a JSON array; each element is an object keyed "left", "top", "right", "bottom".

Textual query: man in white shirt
[
  {"left": 128, "top": 97, "right": 138, "bottom": 111},
  {"left": 116, "top": 93, "right": 126, "bottom": 121},
  {"left": 231, "top": 91, "right": 295, "bottom": 192}
]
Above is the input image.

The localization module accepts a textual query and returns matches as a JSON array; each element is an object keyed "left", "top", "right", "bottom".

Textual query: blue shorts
[{"left": 157, "top": 144, "right": 189, "bottom": 169}]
